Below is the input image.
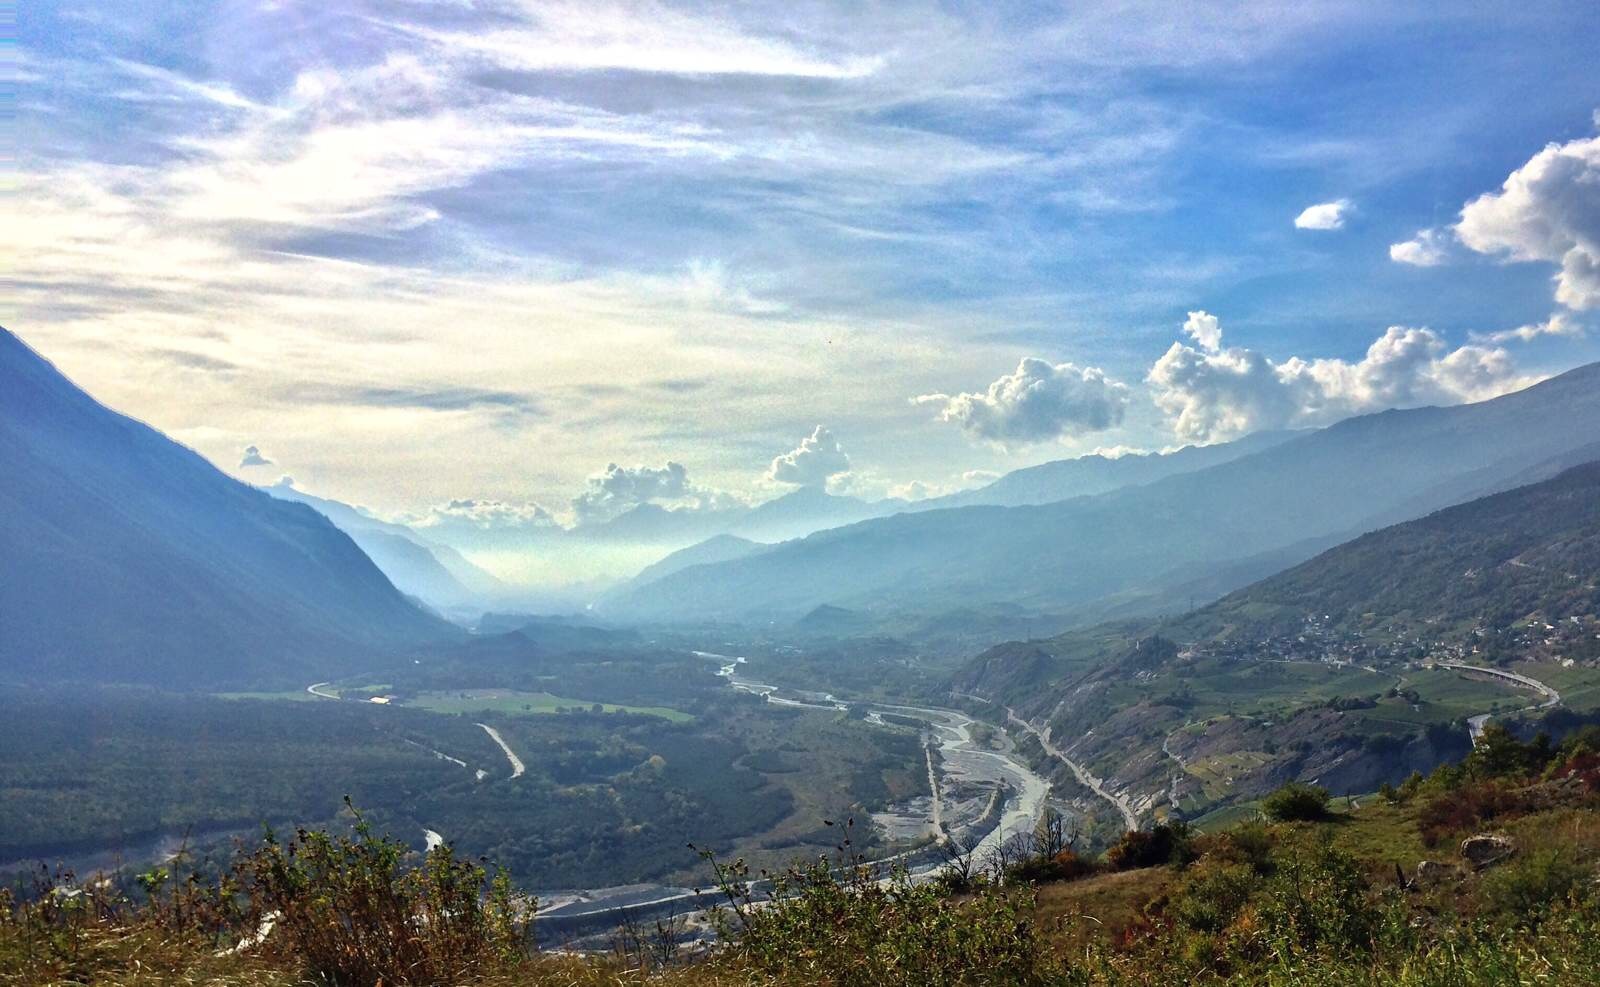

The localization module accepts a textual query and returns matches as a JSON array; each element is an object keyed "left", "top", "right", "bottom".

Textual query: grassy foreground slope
[{"left": 6, "top": 728, "right": 1599, "bottom": 985}]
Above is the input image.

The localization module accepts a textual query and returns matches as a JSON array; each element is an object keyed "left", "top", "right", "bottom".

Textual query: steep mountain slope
[
  {"left": 954, "top": 461, "right": 1600, "bottom": 828},
  {"left": 0, "top": 328, "right": 455, "bottom": 686},
  {"left": 266, "top": 481, "right": 504, "bottom": 611},
  {"left": 1182, "top": 458, "right": 1600, "bottom": 642},
  {"left": 962, "top": 458, "right": 1600, "bottom": 702},
  {"left": 924, "top": 430, "right": 1298, "bottom": 509},
  {"left": 614, "top": 363, "right": 1600, "bottom": 626}
]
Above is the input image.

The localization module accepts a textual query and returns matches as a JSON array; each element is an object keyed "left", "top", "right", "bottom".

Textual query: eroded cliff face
[
  {"left": 961, "top": 628, "right": 1477, "bottom": 830},
  {"left": 1007, "top": 694, "right": 1473, "bottom": 831}
]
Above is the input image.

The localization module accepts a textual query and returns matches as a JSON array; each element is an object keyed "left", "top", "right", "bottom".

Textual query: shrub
[
  {"left": 244, "top": 801, "right": 528, "bottom": 986},
  {"left": 1106, "top": 822, "right": 1195, "bottom": 871},
  {"left": 1416, "top": 781, "right": 1527, "bottom": 847},
  {"left": 703, "top": 849, "right": 1059, "bottom": 986},
  {"left": 1256, "top": 837, "right": 1376, "bottom": 956},
  {"left": 1208, "top": 820, "right": 1275, "bottom": 875},
  {"left": 1007, "top": 849, "right": 1094, "bottom": 885},
  {"left": 1479, "top": 846, "right": 1592, "bottom": 925},
  {"left": 1262, "top": 782, "right": 1331, "bottom": 822},
  {"left": 1170, "top": 859, "right": 1260, "bottom": 933}
]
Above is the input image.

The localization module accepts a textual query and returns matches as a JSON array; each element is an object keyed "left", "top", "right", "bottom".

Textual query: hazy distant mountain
[
  {"left": 614, "top": 363, "right": 1600, "bottom": 628},
  {"left": 0, "top": 327, "right": 456, "bottom": 687},
  {"left": 580, "top": 486, "right": 904, "bottom": 549},
  {"left": 794, "top": 604, "right": 876, "bottom": 637},
  {"left": 578, "top": 502, "right": 747, "bottom": 544},
  {"left": 622, "top": 534, "right": 768, "bottom": 588},
  {"left": 924, "top": 430, "right": 1298, "bottom": 509},
  {"left": 729, "top": 486, "right": 905, "bottom": 542},
  {"left": 266, "top": 481, "right": 504, "bottom": 611},
  {"left": 469, "top": 615, "right": 642, "bottom": 655}
]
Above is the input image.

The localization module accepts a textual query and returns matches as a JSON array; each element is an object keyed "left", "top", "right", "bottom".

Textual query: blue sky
[{"left": 10, "top": 1, "right": 1600, "bottom": 533}]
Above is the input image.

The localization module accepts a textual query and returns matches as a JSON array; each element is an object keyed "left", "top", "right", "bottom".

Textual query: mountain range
[
  {"left": 918, "top": 429, "right": 1298, "bottom": 510},
  {"left": 961, "top": 455, "right": 1600, "bottom": 704},
  {"left": 0, "top": 328, "right": 456, "bottom": 687},
  {"left": 265, "top": 480, "right": 506, "bottom": 613},
  {"left": 1184, "top": 456, "right": 1600, "bottom": 645},
  {"left": 610, "top": 363, "right": 1600, "bottom": 633}
]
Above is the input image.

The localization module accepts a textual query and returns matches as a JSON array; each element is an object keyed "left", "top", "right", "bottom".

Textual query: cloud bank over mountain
[{"left": 1147, "top": 315, "right": 1525, "bottom": 443}]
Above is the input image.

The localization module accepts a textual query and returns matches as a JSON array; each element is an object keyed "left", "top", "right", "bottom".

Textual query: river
[
  {"left": 691, "top": 651, "right": 1053, "bottom": 867},
  {"left": 532, "top": 650, "right": 1054, "bottom": 947}
]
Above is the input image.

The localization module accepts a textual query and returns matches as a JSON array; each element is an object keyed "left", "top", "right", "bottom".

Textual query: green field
[
  {"left": 1347, "top": 667, "right": 1522, "bottom": 731},
  {"left": 1101, "top": 658, "right": 1397, "bottom": 720},
  {"left": 1512, "top": 660, "right": 1600, "bottom": 712},
  {"left": 404, "top": 689, "right": 694, "bottom": 723}
]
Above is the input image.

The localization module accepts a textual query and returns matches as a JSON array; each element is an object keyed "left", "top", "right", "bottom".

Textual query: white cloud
[
  {"left": 1454, "top": 134, "right": 1600, "bottom": 309},
  {"left": 917, "top": 359, "right": 1131, "bottom": 446},
  {"left": 961, "top": 469, "right": 1002, "bottom": 486},
  {"left": 238, "top": 444, "right": 272, "bottom": 467},
  {"left": 411, "top": 498, "right": 559, "bottom": 532},
  {"left": 405, "top": 2, "right": 884, "bottom": 80},
  {"left": 1146, "top": 313, "right": 1529, "bottom": 443},
  {"left": 1087, "top": 445, "right": 1147, "bottom": 459},
  {"left": 1182, "top": 310, "right": 1223, "bottom": 351},
  {"left": 767, "top": 426, "right": 852, "bottom": 488},
  {"left": 1294, "top": 199, "right": 1352, "bottom": 230},
  {"left": 572, "top": 461, "right": 695, "bottom": 521},
  {"left": 1389, "top": 227, "right": 1451, "bottom": 266},
  {"left": 1470, "top": 312, "right": 1586, "bottom": 345}
]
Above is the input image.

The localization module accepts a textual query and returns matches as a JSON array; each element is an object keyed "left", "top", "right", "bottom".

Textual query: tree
[{"left": 1262, "top": 782, "right": 1331, "bottom": 822}]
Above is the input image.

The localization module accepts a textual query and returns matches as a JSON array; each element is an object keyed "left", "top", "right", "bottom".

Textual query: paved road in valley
[{"left": 476, "top": 722, "right": 526, "bottom": 779}]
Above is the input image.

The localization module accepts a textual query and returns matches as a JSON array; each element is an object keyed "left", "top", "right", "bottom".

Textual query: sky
[{"left": 9, "top": 0, "right": 1600, "bottom": 535}]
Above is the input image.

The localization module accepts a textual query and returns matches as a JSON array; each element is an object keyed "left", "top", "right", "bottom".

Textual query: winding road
[
  {"left": 476, "top": 722, "right": 526, "bottom": 779},
  {"left": 1434, "top": 661, "right": 1561, "bottom": 742}
]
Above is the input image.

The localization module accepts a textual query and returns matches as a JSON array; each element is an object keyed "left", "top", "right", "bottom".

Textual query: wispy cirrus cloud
[{"left": 12, "top": 0, "right": 1600, "bottom": 531}]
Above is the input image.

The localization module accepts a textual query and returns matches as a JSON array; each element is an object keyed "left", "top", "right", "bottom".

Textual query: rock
[
  {"left": 1460, "top": 833, "right": 1516, "bottom": 870},
  {"left": 1415, "top": 860, "right": 1460, "bottom": 885}
]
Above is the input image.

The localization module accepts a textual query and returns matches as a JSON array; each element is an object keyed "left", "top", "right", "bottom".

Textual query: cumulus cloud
[
  {"left": 961, "top": 469, "right": 1002, "bottom": 486},
  {"left": 916, "top": 359, "right": 1131, "bottom": 446},
  {"left": 1294, "top": 199, "right": 1352, "bottom": 230},
  {"left": 767, "top": 426, "right": 852, "bottom": 488},
  {"left": 1146, "top": 313, "right": 1528, "bottom": 443},
  {"left": 1454, "top": 133, "right": 1600, "bottom": 309},
  {"left": 239, "top": 444, "right": 272, "bottom": 468},
  {"left": 572, "top": 461, "right": 695, "bottom": 521},
  {"left": 1389, "top": 227, "right": 1452, "bottom": 266},
  {"left": 1471, "top": 312, "right": 1587, "bottom": 345},
  {"left": 1182, "top": 310, "right": 1223, "bottom": 351}
]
